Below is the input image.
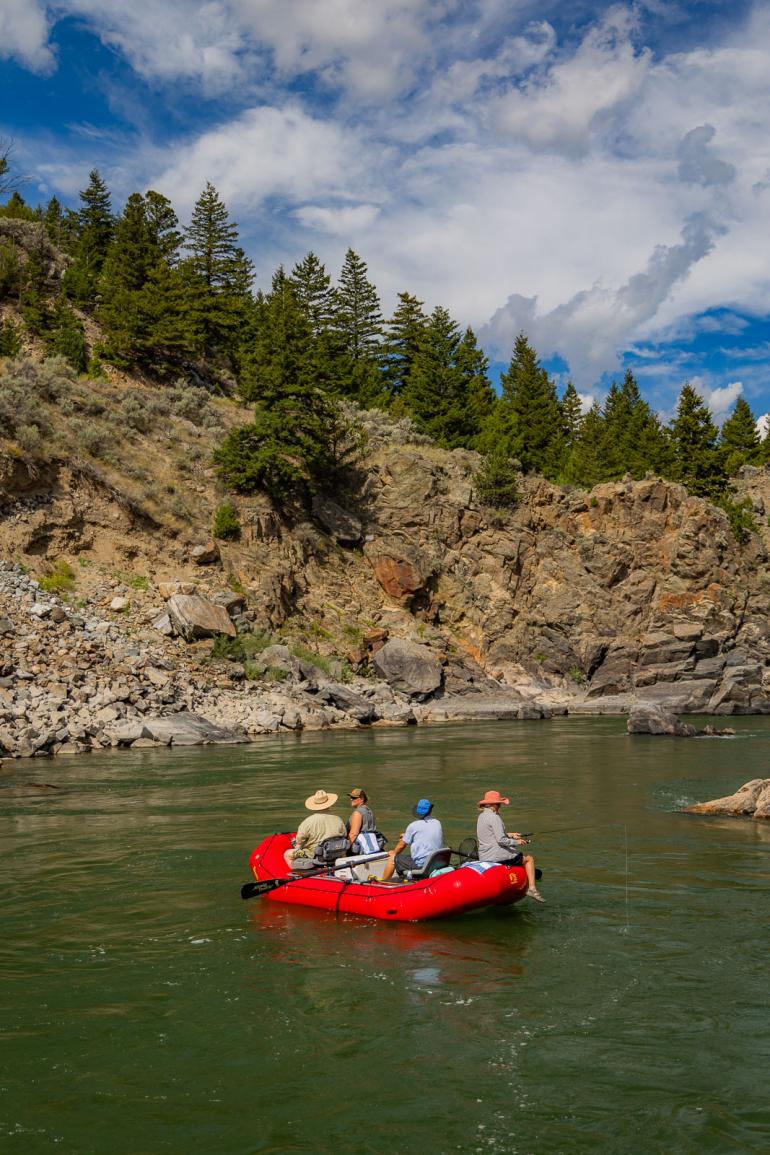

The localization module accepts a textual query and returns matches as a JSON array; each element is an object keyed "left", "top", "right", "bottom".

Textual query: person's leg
[
  {"left": 523, "top": 855, "right": 545, "bottom": 901},
  {"left": 380, "top": 852, "right": 414, "bottom": 882},
  {"left": 284, "top": 849, "right": 294, "bottom": 868}
]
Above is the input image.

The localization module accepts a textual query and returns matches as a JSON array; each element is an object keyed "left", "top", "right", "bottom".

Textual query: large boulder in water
[
  {"left": 684, "top": 778, "right": 770, "bottom": 819},
  {"left": 627, "top": 705, "right": 698, "bottom": 736},
  {"left": 373, "top": 637, "right": 443, "bottom": 699}
]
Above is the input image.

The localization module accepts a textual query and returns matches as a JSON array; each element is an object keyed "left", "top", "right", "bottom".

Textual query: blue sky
[{"left": 2, "top": 0, "right": 770, "bottom": 420}]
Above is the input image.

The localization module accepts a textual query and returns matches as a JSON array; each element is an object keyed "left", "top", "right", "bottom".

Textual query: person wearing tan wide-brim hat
[
  {"left": 284, "top": 789, "right": 346, "bottom": 867},
  {"left": 305, "top": 789, "right": 338, "bottom": 811},
  {"left": 476, "top": 789, "right": 545, "bottom": 903}
]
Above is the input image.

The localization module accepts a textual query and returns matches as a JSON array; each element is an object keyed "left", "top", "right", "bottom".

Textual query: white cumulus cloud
[{"left": 0, "top": 0, "right": 55, "bottom": 73}]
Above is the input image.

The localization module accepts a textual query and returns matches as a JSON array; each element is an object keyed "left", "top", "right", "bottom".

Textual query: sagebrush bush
[
  {"left": 168, "top": 381, "right": 211, "bottom": 425},
  {"left": 69, "top": 417, "right": 110, "bottom": 458},
  {"left": 121, "top": 392, "right": 152, "bottom": 433}
]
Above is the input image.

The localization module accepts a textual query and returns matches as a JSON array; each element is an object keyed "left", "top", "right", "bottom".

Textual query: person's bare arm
[{"left": 348, "top": 811, "right": 363, "bottom": 845}]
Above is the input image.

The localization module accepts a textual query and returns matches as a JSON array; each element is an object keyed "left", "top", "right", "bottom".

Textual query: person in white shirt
[
  {"left": 476, "top": 789, "right": 544, "bottom": 902},
  {"left": 380, "top": 798, "right": 444, "bottom": 881}
]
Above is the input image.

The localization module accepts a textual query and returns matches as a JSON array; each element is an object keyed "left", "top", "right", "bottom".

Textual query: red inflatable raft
[{"left": 246, "top": 833, "right": 528, "bottom": 922}]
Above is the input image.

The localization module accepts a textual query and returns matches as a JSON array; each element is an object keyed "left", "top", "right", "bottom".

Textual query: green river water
[{"left": 1, "top": 717, "right": 769, "bottom": 1154}]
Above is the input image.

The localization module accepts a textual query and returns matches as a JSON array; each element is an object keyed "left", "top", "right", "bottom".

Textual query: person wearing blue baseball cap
[{"left": 380, "top": 798, "right": 444, "bottom": 881}]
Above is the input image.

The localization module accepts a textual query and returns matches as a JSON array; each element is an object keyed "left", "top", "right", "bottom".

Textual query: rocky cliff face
[{"left": 3, "top": 394, "right": 770, "bottom": 760}]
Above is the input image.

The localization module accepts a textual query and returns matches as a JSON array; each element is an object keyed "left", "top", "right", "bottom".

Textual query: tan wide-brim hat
[{"left": 305, "top": 789, "right": 339, "bottom": 811}]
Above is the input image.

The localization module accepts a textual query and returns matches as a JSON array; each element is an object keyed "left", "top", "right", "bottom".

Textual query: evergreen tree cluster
[{"left": 1, "top": 161, "right": 769, "bottom": 523}]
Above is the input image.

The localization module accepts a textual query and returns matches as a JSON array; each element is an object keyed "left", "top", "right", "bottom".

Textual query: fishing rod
[{"left": 519, "top": 821, "right": 628, "bottom": 838}]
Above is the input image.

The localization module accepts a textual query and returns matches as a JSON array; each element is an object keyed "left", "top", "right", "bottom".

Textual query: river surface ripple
[{"left": 1, "top": 717, "right": 768, "bottom": 1154}]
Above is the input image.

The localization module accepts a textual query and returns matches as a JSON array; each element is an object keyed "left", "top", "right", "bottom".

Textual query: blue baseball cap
[{"left": 414, "top": 798, "right": 433, "bottom": 817}]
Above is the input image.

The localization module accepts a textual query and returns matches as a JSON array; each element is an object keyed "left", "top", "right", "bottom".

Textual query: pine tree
[
  {"left": 62, "top": 170, "right": 115, "bottom": 305},
  {"left": 223, "top": 268, "right": 348, "bottom": 502},
  {"left": 19, "top": 228, "right": 51, "bottom": 334},
  {"left": 46, "top": 298, "right": 87, "bottom": 371},
  {"left": 611, "top": 369, "right": 672, "bottom": 478},
  {"left": 562, "top": 402, "right": 605, "bottom": 486},
  {"left": 381, "top": 291, "right": 427, "bottom": 402},
  {"left": 720, "top": 397, "right": 759, "bottom": 473},
  {"left": 401, "top": 305, "right": 462, "bottom": 442},
  {"left": 97, "top": 191, "right": 193, "bottom": 364},
  {"left": 560, "top": 383, "right": 584, "bottom": 445},
  {"left": 44, "top": 197, "right": 79, "bottom": 252},
  {"left": 0, "top": 191, "right": 35, "bottom": 221},
  {"left": 670, "top": 383, "right": 727, "bottom": 500},
  {"left": 144, "top": 190, "right": 183, "bottom": 263},
  {"left": 239, "top": 269, "right": 315, "bottom": 404},
  {"left": 289, "top": 251, "right": 334, "bottom": 336},
  {"left": 332, "top": 248, "right": 383, "bottom": 401},
  {"left": 97, "top": 193, "right": 153, "bottom": 360},
  {"left": 486, "top": 333, "right": 562, "bottom": 476},
  {"left": 451, "top": 326, "right": 496, "bottom": 448},
  {"left": 183, "top": 183, "right": 253, "bottom": 360}
]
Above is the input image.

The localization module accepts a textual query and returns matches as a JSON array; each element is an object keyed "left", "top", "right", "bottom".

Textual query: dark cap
[{"left": 349, "top": 787, "right": 366, "bottom": 800}]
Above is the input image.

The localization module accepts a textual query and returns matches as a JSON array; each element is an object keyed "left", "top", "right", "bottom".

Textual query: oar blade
[{"left": 241, "top": 879, "right": 280, "bottom": 900}]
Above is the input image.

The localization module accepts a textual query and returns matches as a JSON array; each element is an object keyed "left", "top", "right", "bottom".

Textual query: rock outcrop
[
  {"left": 5, "top": 397, "right": 770, "bottom": 761},
  {"left": 683, "top": 778, "right": 770, "bottom": 820}
]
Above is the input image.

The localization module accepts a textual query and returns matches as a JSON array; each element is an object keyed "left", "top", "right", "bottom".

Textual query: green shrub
[
  {"left": 40, "top": 559, "right": 76, "bottom": 594},
  {"left": 211, "top": 631, "right": 271, "bottom": 661},
  {"left": 213, "top": 501, "right": 241, "bottom": 540},
  {"left": 0, "top": 239, "right": 22, "bottom": 300},
  {"left": 0, "top": 318, "right": 20, "bottom": 357},
  {"left": 718, "top": 495, "right": 759, "bottom": 543},
  {"left": 289, "top": 642, "right": 332, "bottom": 674},
  {"left": 473, "top": 452, "right": 520, "bottom": 509}
]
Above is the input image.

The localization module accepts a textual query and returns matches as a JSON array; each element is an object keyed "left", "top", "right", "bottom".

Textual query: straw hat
[
  {"left": 305, "top": 789, "right": 339, "bottom": 811},
  {"left": 478, "top": 789, "right": 509, "bottom": 807}
]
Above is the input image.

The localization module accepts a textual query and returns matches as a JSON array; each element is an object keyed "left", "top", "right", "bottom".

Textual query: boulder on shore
[
  {"left": 373, "top": 637, "right": 443, "bottom": 699},
  {"left": 683, "top": 778, "right": 770, "bottom": 820},
  {"left": 166, "top": 593, "right": 237, "bottom": 640},
  {"left": 114, "top": 712, "right": 248, "bottom": 747}
]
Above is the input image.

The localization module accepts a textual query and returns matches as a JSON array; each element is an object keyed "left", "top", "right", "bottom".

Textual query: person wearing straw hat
[
  {"left": 476, "top": 789, "right": 545, "bottom": 902},
  {"left": 284, "top": 789, "right": 346, "bottom": 868}
]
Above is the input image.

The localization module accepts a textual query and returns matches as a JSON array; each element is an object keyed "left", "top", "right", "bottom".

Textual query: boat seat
[{"left": 399, "top": 847, "right": 453, "bottom": 881}]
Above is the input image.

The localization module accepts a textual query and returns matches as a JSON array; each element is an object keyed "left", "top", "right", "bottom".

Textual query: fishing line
[{"left": 623, "top": 826, "right": 628, "bottom": 933}]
